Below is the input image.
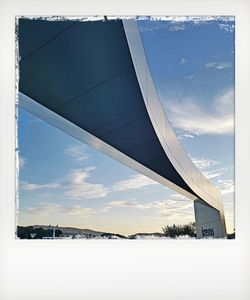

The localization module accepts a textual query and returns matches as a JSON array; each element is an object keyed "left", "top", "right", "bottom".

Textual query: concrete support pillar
[{"left": 194, "top": 199, "right": 227, "bottom": 238}]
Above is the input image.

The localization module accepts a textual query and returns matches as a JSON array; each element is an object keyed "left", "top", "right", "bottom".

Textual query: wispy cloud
[
  {"left": 138, "top": 16, "right": 234, "bottom": 23},
  {"left": 205, "top": 61, "right": 232, "bottom": 69},
  {"left": 170, "top": 193, "right": 190, "bottom": 202},
  {"left": 138, "top": 16, "right": 234, "bottom": 35},
  {"left": 138, "top": 21, "right": 185, "bottom": 33},
  {"left": 20, "top": 167, "right": 109, "bottom": 199},
  {"left": 165, "top": 89, "right": 234, "bottom": 135},
  {"left": 20, "top": 195, "right": 194, "bottom": 223},
  {"left": 107, "top": 199, "right": 153, "bottom": 210},
  {"left": 180, "top": 57, "right": 187, "bottom": 64},
  {"left": 19, "top": 156, "right": 27, "bottom": 168},
  {"left": 188, "top": 156, "right": 230, "bottom": 181},
  {"left": 155, "top": 199, "right": 193, "bottom": 219},
  {"left": 184, "top": 74, "right": 195, "bottom": 80},
  {"left": 169, "top": 23, "right": 186, "bottom": 32},
  {"left": 62, "top": 169, "right": 109, "bottom": 200},
  {"left": 65, "top": 145, "right": 88, "bottom": 162},
  {"left": 20, "top": 182, "right": 60, "bottom": 191},
  {"left": 219, "top": 23, "right": 235, "bottom": 33},
  {"left": 191, "top": 157, "right": 219, "bottom": 170},
  {"left": 189, "top": 156, "right": 229, "bottom": 181},
  {"left": 21, "top": 203, "right": 92, "bottom": 217},
  {"left": 178, "top": 133, "right": 194, "bottom": 140},
  {"left": 217, "top": 179, "right": 234, "bottom": 195},
  {"left": 112, "top": 174, "right": 158, "bottom": 191},
  {"left": 156, "top": 205, "right": 193, "bottom": 219},
  {"left": 203, "top": 168, "right": 227, "bottom": 180},
  {"left": 105, "top": 195, "right": 193, "bottom": 220}
]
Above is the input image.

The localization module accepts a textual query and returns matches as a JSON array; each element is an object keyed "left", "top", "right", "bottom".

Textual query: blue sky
[{"left": 17, "top": 17, "right": 235, "bottom": 235}]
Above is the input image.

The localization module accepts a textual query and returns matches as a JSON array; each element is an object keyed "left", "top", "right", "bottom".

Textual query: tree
[
  {"left": 162, "top": 222, "right": 196, "bottom": 238},
  {"left": 16, "top": 226, "right": 63, "bottom": 239},
  {"left": 17, "top": 226, "right": 33, "bottom": 239}
]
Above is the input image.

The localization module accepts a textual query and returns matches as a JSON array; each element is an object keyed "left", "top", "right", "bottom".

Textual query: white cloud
[
  {"left": 169, "top": 24, "right": 186, "bottom": 32},
  {"left": 203, "top": 169, "right": 225, "bottom": 180},
  {"left": 180, "top": 57, "right": 187, "bottom": 64},
  {"left": 62, "top": 169, "right": 109, "bottom": 200},
  {"left": 107, "top": 199, "right": 154, "bottom": 210},
  {"left": 205, "top": 61, "right": 232, "bottom": 69},
  {"left": 65, "top": 145, "right": 88, "bottom": 162},
  {"left": 170, "top": 193, "right": 190, "bottom": 202},
  {"left": 184, "top": 74, "right": 194, "bottom": 80},
  {"left": 84, "top": 166, "right": 97, "bottom": 173},
  {"left": 188, "top": 155, "right": 230, "bottom": 181},
  {"left": 105, "top": 195, "right": 193, "bottom": 221},
  {"left": 219, "top": 23, "right": 235, "bottom": 33},
  {"left": 20, "top": 196, "right": 194, "bottom": 221},
  {"left": 140, "top": 16, "right": 234, "bottom": 23},
  {"left": 165, "top": 88, "right": 234, "bottom": 135},
  {"left": 20, "top": 182, "right": 60, "bottom": 191},
  {"left": 20, "top": 192, "right": 195, "bottom": 228},
  {"left": 138, "top": 17, "right": 234, "bottom": 35},
  {"left": 112, "top": 174, "right": 158, "bottom": 191},
  {"left": 217, "top": 179, "right": 234, "bottom": 195},
  {"left": 214, "top": 89, "right": 234, "bottom": 115},
  {"left": 19, "top": 156, "right": 27, "bottom": 168},
  {"left": 21, "top": 203, "right": 92, "bottom": 217},
  {"left": 138, "top": 21, "right": 185, "bottom": 33},
  {"left": 155, "top": 199, "right": 193, "bottom": 219},
  {"left": 191, "top": 157, "right": 219, "bottom": 170},
  {"left": 178, "top": 133, "right": 194, "bottom": 140},
  {"left": 188, "top": 156, "right": 229, "bottom": 180},
  {"left": 156, "top": 206, "right": 193, "bottom": 219},
  {"left": 20, "top": 167, "right": 109, "bottom": 199}
]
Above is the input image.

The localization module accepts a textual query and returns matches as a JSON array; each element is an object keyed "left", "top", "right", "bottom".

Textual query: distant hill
[
  {"left": 32, "top": 225, "right": 164, "bottom": 238},
  {"left": 31, "top": 225, "right": 127, "bottom": 239},
  {"left": 33, "top": 225, "right": 105, "bottom": 236},
  {"left": 17, "top": 225, "right": 183, "bottom": 239}
]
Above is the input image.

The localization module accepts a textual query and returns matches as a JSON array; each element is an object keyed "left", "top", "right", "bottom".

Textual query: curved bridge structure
[{"left": 18, "top": 17, "right": 227, "bottom": 238}]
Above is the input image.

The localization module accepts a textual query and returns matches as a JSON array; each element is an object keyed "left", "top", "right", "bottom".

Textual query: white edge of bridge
[
  {"left": 18, "top": 91, "right": 199, "bottom": 203},
  {"left": 122, "top": 18, "right": 225, "bottom": 215}
]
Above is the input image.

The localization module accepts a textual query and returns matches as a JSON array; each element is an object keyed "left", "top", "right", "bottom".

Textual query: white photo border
[{"left": 1, "top": 0, "right": 250, "bottom": 299}]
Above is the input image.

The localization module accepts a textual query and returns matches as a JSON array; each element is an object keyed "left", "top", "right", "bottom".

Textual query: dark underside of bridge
[{"left": 18, "top": 18, "right": 196, "bottom": 197}]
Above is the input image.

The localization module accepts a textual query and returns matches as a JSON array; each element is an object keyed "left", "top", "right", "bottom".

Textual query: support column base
[{"left": 194, "top": 200, "right": 227, "bottom": 239}]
